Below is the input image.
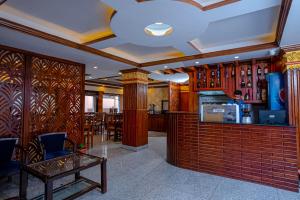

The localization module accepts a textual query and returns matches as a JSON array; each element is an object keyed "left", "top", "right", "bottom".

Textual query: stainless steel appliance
[{"left": 200, "top": 104, "right": 240, "bottom": 123}]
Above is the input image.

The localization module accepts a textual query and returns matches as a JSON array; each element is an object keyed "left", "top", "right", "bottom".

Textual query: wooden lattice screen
[
  {"left": 0, "top": 46, "right": 84, "bottom": 145},
  {"left": 0, "top": 49, "right": 25, "bottom": 138}
]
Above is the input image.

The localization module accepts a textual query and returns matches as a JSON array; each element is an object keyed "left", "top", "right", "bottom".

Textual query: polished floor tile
[{"left": 0, "top": 132, "right": 299, "bottom": 200}]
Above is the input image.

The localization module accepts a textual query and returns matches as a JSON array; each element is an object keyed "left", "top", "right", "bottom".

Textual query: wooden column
[
  {"left": 121, "top": 69, "right": 149, "bottom": 151},
  {"left": 283, "top": 50, "right": 300, "bottom": 167},
  {"left": 98, "top": 91, "right": 103, "bottom": 112},
  {"left": 168, "top": 82, "right": 180, "bottom": 111}
]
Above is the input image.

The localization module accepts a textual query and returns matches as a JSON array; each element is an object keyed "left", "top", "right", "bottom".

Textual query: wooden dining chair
[
  {"left": 84, "top": 123, "right": 94, "bottom": 149},
  {"left": 106, "top": 114, "right": 116, "bottom": 141}
]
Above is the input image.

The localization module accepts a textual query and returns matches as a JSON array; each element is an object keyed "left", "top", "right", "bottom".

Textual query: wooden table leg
[
  {"left": 75, "top": 171, "right": 80, "bottom": 181},
  {"left": 19, "top": 168, "right": 28, "bottom": 200},
  {"left": 101, "top": 158, "right": 107, "bottom": 193},
  {"left": 45, "top": 180, "right": 53, "bottom": 200}
]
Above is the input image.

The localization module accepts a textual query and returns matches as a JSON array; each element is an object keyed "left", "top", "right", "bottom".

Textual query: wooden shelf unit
[{"left": 193, "top": 58, "right": 271, "bottom": 104}]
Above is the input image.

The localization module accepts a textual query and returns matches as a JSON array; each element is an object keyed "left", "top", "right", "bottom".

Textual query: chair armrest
[{"left": 65, "top": 138, "right": 77, "bottom": 152}]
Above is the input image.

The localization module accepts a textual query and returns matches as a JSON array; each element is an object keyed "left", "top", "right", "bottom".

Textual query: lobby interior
[{"left": 1, "top": 0, "right": 300, "bottom": 200}]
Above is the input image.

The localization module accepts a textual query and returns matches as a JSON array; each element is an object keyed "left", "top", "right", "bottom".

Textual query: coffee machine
[{"left": 241, "top": 104, "right": 253, "bottom": 124}]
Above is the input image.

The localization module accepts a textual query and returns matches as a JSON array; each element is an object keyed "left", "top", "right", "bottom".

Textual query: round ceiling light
[{"left": 144, "top": 22, "right": 173, "bottom": 37}]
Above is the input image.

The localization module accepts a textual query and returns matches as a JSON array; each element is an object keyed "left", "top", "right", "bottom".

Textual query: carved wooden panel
[
  {"left": 0, "top": 49, "right": 25, "bottom": 138},
  {"left": 29, "top": 57, "right": 83, "bottom": 144}
]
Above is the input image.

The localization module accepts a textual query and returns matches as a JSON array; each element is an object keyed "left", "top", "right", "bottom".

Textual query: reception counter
[{"left": 167, "top": 112, "right": 298, "bottom": 192}]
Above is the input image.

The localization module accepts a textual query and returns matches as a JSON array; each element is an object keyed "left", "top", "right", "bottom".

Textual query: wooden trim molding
[
  {"left": 0, "top": 18, "right": 138, "bottom": 66},
  {"left": 82, "top": 34, "right": 116, "bottom": 45},
  {"left": 139, "top": 42, "right": 278, "bottom": 67},
  {"left": 137, "top": 0, "right": 240, "bottom": 11},
  {"left": 276, "top": 0, "right": 293, "bottom": 45}
]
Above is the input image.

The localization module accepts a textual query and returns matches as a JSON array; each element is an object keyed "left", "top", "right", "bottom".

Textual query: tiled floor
[{"left": 1, "top": 132, "right": 300, "bottom": 200}]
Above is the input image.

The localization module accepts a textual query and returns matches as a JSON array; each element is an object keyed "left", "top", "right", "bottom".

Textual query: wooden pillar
[
  {"left": 283, "top": 50, "right": 300, "bottom": 167},
  {"left": 121, "top": 69, "right": 149, "bottom": 151},
  {"left": 98, "top": 91, "right": 103, "bottom": 112},
  {"left": 168, "top": 82, "right": 180, "bottom": 111}
]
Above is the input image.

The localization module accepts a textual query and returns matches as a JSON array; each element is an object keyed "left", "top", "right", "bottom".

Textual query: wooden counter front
[
  {"left": 167, "top": 112, "right": 298, "bottom": 192},
  {"left": 148, "top": 114, "right": 166, "bottom": 132}
]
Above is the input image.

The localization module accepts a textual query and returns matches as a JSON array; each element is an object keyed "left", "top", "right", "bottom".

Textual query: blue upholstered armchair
[
  {"left": 38, "top": 132, "right": 76, "bottom": 160},
  {"left": 0, "top": 138, "right": 21, "bottom": 179}
]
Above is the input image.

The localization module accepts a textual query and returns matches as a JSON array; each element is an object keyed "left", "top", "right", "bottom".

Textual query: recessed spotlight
[
  {"left": 88, "top": 76, "right": 93, "bottom": 79},
  {"left": 195, "top": 61, "right": 200, "bottom": 64},
  {"left": 118, "top": 72, "right": 122, "bottom": 75},
  {"left": 164, "top": 66, "right": 168, "bottom": 69},
  {"left": 93, "top": 66, "right": 98, "bottom": 69},
  {"left": 234, "top": 56, "right": 239, "bottom": 59}
]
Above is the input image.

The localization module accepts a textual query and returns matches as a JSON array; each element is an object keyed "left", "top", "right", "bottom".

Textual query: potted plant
[{"left": 78, "top": 143, "right": 87, "bottom": 153}]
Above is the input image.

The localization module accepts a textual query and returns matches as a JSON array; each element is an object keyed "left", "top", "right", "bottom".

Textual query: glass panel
[
  {"left": 31, "top": 179, "right": 94, "bottom": 200},
  {"left": 27, "top": 153, "right": 100, "bottom": 177},
  {"left": 84, "top": 96, "right": 95, "bottom": 112}
]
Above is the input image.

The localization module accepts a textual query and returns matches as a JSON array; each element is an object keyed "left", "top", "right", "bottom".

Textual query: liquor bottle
[
  {"left": 198, "top": 71, "right": 201, "bottom": 80},
  {"left": 256, "top": 89, "right": 262, "bottom": 100},
  {"left": 210, "top": 79, "right": 215, "bottom": 88},
  {"left": 203, "top": 70, "right": 207, "bottom": 88},
  {"left": 247, "top": 66, "right": 252, "bottom": 76},
  {"left": 216, "top": 78, "right": 221, "bottom": 88},
  {"left": 197, "top": 81, "right": 201, "bottom": 88},
  {"left": 241, "top": 77, "right": 246, "bottom": 88},
  {"left": 257, "top": 65, "right": 262, "bottom": 76},
  {"left": 247, "top": 79, "right": 252, "bottom": 88},
  {"left": 241, "top": 66, "right": 245, "bottom": 77},
  {"left": 211, "top": 70, "right": 215, "bottom": 78},
  {"left": 261, "top": 78, "right": 267, "bottom": 102},
  {"left": 217, "top": 65, "right": 221, "bottom": 79},
  {"left": 264, "top": 67, "right": 269, "bottom": 75},
  {"left": 231, "top": 67, "right": 235, "bottom": 77},
  {"left": 244, "top": 90, "right": 250, "bottom": 101},
  {"left": 257, "top": 77, "right": 262, "bottom": 89}
]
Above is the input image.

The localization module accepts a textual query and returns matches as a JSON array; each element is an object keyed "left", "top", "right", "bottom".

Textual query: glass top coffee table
[{"left": 20, "top": 152, "right": 107, "bottom": 200}]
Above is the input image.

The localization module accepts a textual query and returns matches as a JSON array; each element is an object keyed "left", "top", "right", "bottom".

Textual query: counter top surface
[{"left": 199, "top": 121, "right": 293, "bottom": 127}]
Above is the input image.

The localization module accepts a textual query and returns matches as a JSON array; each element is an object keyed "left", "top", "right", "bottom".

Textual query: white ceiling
[{"left": 0, "top": 0, "right": 298, "bottom": 81}]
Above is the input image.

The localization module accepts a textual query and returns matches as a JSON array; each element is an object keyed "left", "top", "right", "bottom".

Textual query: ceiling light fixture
[
  {"left": 164, "top": 66, "right": 168, "bottom": 69},
  {"left": 88, "top": 76, "right": 93, "bottom": 79},
  {"left": 118, "top": 72, "right": 122, "bottom": 75},
  {"left": 93, "top": 66, "right": 98, "bottom": 69},
  {"left": 195, "top": 61, "right": 200, "bottom": 64},
  {"left": 234, "top": 56, "right": 239, "bottom": 59},
  {"left": 144, "top": 22, "right": 173, "bottom": 37}
]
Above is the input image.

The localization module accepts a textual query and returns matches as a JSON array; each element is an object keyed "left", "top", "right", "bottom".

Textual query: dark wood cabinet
[{"left": 148, "top": 114, "right": 166, "bottom": 132}]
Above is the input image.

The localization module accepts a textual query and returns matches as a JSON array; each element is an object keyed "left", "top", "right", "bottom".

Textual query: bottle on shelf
[
  {"left": 257, "top": 65, "right": 262, "bottom": 76},
  {"left": 247, "top": 79, "right": 252, "bottom": 88},
  {"left": 211, "top": 70, "right": 215, "bottom": 78},
  {"left": 216, "top": 78, "right": 221, "bottom": 88},
  {"left": 231, "top": 66, "right": 235, "bottom": 77},
  {"left": 261, "top": 78, "right": 267, "bottom": 102},
  {"left": 210, "top": 78, "right": 215, "bottom": 88},
  {"left": 264, "top": 66, "right": 269, "bottom": 75},
  {"left": 244, "top": 89, "right": 250, "bottom": 101},
  {"left": 241, "top": 66, "right": 245, "bottom": 77},
  {"left": 247, "top": 65, "right": 252, "bottom": 76},
  {"left": 197, "top": 81, "right": 201, "bottom": 88},
  {"left": 217, "top": 65, "right": 221, "bottom": 78},
  {"left": 257, "top": 77, "right": 262, "bottom": 89},
  {"left": 241, "top": 77, "right": 246, "bottom": 88},
  {"left": 197, "top": 71, "right": 201, "bottom": 80},
  {"left": 256, "top": 89, "right": 262, "bottom": 101},
  {"left": 203, "top": 70, "right": 207, "bottom": 88}
]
